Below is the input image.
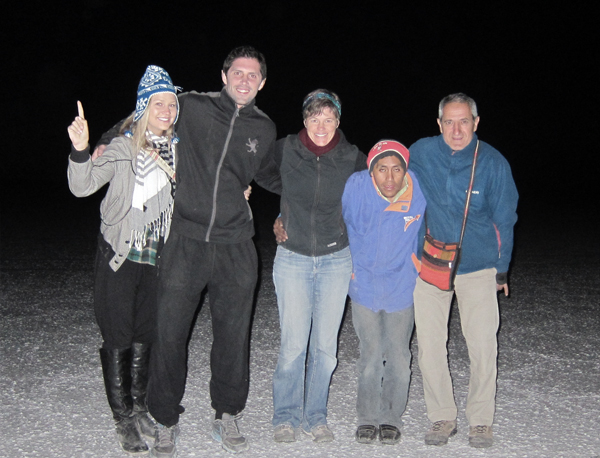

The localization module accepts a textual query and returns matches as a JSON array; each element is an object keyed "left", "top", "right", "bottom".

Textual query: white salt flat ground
[{"left": 1, "top": 192, "right": 599, "bottom": 458}]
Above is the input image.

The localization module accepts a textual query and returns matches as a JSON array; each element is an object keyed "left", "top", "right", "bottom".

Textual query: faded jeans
[
  {"left": 352, "top": 301, "right": 414, "bottom": 428},
  {"left": 272, "top": 246, "right": 352, "bottom": 431}
]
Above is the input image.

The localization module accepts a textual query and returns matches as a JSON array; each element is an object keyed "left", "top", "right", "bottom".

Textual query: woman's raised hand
[{"left": 67, "top": 101, "right": 89, "bottom": 151}]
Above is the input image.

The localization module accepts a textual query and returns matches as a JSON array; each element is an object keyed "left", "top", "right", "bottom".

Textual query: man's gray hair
[{"left": 438, "top": 93, "right": 478, "bottom": 119}]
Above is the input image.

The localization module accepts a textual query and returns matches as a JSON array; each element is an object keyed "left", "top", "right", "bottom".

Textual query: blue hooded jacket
[{"left": 342, "top": 169, "right": 426, "bottom": 312}]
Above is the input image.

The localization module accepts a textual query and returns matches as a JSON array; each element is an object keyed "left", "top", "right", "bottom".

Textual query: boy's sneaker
[
  {"left": 355, "top": 425, "right": 378, "bottom": 444},
  {"left": 469, "top": 425, "right": 493, "bottom": 448},
  {"left": 212, "top": 413, "right": 249, "bottom": 453},
  {"left": 424, "top": 420, "right": 457, "bottom": 446},
  {"left": 273, "top": 424, "right": 296, "bottom": 442},
  {"left": 379, "top": 424, "right": 401, "bottom": 445},
  {"left": 303, "top": 424, "right": 334, "bottom": 442},
  {"left": 151, "top": 423, "right": 179, "bottom": 458}
]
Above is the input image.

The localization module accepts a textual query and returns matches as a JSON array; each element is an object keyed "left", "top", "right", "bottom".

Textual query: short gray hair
[{"left": 438, "top": 93, "right": 478, "bottom": 119}]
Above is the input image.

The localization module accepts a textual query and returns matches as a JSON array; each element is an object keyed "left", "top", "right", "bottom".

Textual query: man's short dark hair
[{"left": 223, "top": 46, "right": 267, "bottom": 80}]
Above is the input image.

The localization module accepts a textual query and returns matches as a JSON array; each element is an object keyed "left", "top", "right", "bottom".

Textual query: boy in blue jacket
[{"left": 342, "top": 140, "right": 426, "bottom": 445}]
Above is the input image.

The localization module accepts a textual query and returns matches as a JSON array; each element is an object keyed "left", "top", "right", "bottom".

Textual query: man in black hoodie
[{"left": 146, "top": 46, "right": 280, "bottom": 457}]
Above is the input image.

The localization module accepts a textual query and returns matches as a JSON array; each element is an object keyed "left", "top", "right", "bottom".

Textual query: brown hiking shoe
[
  {"left": 424, "top": 420, "right": 457, "bottom": 446},
  {"left": 469, "top": 425, "right": 493, "bottom": 448}
]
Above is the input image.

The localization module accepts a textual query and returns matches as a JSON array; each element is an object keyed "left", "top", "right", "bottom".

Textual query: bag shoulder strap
[
  {"left": 458, "top": 140, "right": 479, "bottom": 247},
  {"left": 148, "top": 148, "right": 176, "bottom": 181}
]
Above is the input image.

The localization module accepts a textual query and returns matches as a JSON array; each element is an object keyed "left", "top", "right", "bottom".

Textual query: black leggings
[{"left": 94, "top": 235, "right": 158, "bottom": 349}]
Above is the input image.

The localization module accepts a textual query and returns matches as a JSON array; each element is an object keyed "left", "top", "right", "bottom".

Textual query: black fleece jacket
[
  {"left": 272, "top": 131, "right": 366, "bottom": 257},
  {"left": 172, "top": 88, "right": 278, "bottom": 243}
]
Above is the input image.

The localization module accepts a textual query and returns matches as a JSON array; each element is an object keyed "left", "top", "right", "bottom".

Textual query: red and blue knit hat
[{"left": 367, "top": 140, "right": 409, "bottom": 172}]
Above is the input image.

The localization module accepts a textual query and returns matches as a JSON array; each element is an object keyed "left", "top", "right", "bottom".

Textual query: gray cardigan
[{"left": 68, "top": 136, "right": 141, "bottom": 271}]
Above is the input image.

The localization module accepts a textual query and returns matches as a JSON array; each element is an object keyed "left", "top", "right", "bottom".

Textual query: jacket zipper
[
  {"left": 311, "top": 156, "right": 321, "bottom": 256},
  {"left": 206, "top": 107, "right": 239, "bottom": 242}
]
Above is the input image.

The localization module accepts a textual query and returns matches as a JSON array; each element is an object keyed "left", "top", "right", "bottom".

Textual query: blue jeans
[
  {"left": 352, "top": 301, "right": 414, "bottom": 429},
  {"left": 272, "top": 246, "right": 352, "bottom": 431}
]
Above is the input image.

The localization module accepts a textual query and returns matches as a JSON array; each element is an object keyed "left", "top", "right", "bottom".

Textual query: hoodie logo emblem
[
  {"left": 404, "top": 214, "right": 421, "bottom": 232},
  {"left": 246, "top": 138, "right": 258, "bottom": 154}
]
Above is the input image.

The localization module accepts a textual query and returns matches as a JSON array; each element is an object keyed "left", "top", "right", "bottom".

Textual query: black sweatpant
[{"left": 147, "top": 232, "right": 258, "bottom": 427}]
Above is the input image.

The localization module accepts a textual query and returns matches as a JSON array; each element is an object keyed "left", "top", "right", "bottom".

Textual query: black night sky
[{"left": 4, "top": 2, "right": 597, "bottom": 220}]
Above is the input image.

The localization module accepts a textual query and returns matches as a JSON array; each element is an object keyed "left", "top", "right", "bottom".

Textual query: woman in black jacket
[{"left": 270, "top": 89, "right": 366, "bottom": 443}]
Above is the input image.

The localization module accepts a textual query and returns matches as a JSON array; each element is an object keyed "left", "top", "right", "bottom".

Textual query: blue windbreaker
[{"left": 342, "top": 169, "right": 426, "bottom": 312}]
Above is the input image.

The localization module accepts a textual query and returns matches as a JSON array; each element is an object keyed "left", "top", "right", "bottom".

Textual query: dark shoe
[
  {"left": 212, "top": 413, "right": 249, "bottom": 453},
  {"left": 379, "top": 424, "right": 401, "bottom": 445},
  {"left": 469, "top": 425, "right": 493, "bottom": 448},
  {"left": 424, "top": 420, "right": 457, "bottom": 446},
  {"left": 131, "top": 342, "right": 156, "bottom": 440},
  {"left": 355, "top": 425, "right": 377, "bottom": 444},
  {"left": 115, "top": 416, "right": 149, "bottom": 455},
  {"left": 151, "top": 424, "right": 179, "bottom": 458},
  {"left": 136, "top": 412, "right": 157, "bottom": 441},
  {"left": 100, "top": 348, "right": 148, "bottom": 454}
]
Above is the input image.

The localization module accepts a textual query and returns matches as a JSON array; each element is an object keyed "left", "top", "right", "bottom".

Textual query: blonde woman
[{"left": 67, "top": 65, "right": 178, "bottom": 455}]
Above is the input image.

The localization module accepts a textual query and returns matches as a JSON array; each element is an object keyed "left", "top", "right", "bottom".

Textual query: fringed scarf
[{"left": 129, "top": 131, "right": 176, "bottom": 257}]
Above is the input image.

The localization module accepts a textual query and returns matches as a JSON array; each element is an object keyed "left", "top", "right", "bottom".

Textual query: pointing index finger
[{"left": 77, "top": 100, "right": 85, "bottom": 119}]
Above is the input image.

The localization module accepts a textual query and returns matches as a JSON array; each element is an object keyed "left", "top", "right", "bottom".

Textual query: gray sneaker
[
  {"left": 424, "top": 420, "right": 457, "bottom": 446},
  {"left": 469, "top": 425, "right": 493, "bottom": 448},
  {"left": 304, "top": 424, "right": 334, "bottom": 442},
  {"left": 212, "top": 413, "right": 249, "bottom": 453},
  {"left": 273, "top": 424, "right": 296, "bottom": 442},
  {"left": 151, "top": 423, "right": 179, "bottom": 458}
]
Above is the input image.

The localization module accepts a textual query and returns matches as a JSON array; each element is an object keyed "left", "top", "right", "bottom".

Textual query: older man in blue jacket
[
  {"left": 342, "top": 140, "right": 426, "bottom": 446},
  {"left": 410, "top": 93, "right": 518, "bottom": 449}
]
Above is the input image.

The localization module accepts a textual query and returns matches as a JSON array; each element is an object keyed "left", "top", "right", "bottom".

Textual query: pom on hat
[
  {"left": 367, "top": 140, "right": 409, "bottom": 172},
  {"left": 134, "top": 65, "right": 180, "bottom": 122}
]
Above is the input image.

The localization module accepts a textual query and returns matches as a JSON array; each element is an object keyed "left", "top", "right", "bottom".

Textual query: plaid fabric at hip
[
  {"left": 419, "top": 140, "right": 479, "bottom": 292},
  {"left": 419, "top": 233, "right": 461, "bottom": 291}
]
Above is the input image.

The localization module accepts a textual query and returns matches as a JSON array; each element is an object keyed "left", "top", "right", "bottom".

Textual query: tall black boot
[
  {"left": 100, "top": 347, "right": 149, "bottom": 455},
  {"left": 131, "top": 342, "right": 157, "bottom": 440}
]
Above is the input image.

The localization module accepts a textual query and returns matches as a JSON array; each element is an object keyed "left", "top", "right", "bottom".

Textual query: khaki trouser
[{"left": 414, "top": 268, "right": 499, "bottom": 426}]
